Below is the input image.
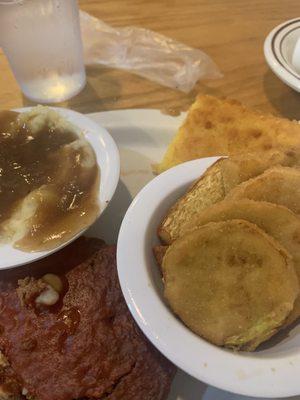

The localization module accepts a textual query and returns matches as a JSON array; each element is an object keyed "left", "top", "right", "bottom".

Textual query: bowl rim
[
  {"left": 264, "top": 17, "right": 300, "bottom": 92},
  {"left": 117, "top": 157, "right": 300, "bottom": 398}
]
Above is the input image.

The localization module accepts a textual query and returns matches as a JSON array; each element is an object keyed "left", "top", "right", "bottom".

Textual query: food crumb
[{"left": 0, "top": 352, "right": 9, "bottom": 368}]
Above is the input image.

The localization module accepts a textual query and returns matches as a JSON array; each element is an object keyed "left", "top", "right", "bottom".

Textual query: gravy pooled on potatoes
[{"left": 0, "top": 107, "right": 100, "bottom": 252}]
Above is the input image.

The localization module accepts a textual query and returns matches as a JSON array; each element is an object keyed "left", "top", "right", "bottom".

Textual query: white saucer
[
  {"left": 0, "top": 107, "right": 120, "bottom": 270},
  {"left": 264, "top": 18, "right": 300, "bottom": 92}
]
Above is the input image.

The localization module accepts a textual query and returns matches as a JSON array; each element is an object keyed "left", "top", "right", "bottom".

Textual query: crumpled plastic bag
[{"left": 80, "top": 11, "right": 222, "bottom": 93}]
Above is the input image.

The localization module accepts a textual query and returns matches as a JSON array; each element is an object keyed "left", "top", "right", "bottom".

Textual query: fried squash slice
[
  {"left": 162, "top": 220, "right": 299, "bottom": 351},
  {"left": 158, "top": 152, "right": 300, "bottom": 244}
]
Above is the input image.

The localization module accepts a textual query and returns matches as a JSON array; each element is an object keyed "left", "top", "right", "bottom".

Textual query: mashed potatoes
[{"left": 0, "top": 106, "right": 100, "bottom": 252}]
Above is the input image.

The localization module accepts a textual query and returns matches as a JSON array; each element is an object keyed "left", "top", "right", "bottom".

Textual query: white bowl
[
  {"left": 0, "top": 107, "right": 120, "bottom": 270},
  {"left": 117, "top": 157, "right": 300, "bottom": 398},
  {"left": 264, "top": 18, "right": 300, "bottom": 92}
]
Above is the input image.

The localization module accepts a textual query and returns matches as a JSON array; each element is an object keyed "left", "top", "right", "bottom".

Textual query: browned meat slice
[{"left": 0, "top": 238, "right": 175, "bottom": 400}]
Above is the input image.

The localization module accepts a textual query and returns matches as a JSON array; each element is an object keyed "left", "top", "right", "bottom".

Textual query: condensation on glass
[{"left": 0, "top": 0, "right": 86, "bottom": 103}]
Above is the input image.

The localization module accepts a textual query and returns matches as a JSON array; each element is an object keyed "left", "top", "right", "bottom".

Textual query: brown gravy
[{"left": 0, "top": 110, "right": 100, "bottom": 252}]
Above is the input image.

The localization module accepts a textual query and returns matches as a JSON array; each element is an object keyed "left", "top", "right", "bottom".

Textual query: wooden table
[{"left": 1, "top": 0, "right": 299, "bottom": 119}]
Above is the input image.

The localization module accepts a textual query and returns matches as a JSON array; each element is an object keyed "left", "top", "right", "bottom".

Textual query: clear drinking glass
[{"left": 0, "top": 0, "right": 86, "bottom": 103}]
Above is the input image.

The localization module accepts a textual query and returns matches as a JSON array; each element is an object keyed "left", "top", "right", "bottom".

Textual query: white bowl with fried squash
[{"left": 117, "top": 157, "right": 300, "bottom": 398}]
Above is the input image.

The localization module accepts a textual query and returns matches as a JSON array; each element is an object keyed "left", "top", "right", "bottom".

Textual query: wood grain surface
[{"left": 0, "top": 0, "right": 300, "bottom": 118}]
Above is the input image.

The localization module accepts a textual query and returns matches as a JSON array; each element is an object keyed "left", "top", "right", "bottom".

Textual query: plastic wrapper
[{"left": 80, "top": 11, "right": 222, "bottom": 93}]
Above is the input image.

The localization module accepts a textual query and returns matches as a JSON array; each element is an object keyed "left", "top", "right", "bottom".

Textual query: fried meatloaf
[{"left": 0, "top": 238, "right": 175, "bottom": 400}]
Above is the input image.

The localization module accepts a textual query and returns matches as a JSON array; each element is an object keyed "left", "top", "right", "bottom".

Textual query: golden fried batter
[
  {"left": 158, "top": 152, "right": 299, "bottom": 244},
  {"left": 175, "top": 199, "right": 300, "bottom": 325},
  {"left": 162, "top": 220, "right": 299, "bottom": 350},
  {"left": 227, "top": 166, "right": 300, "bottom": 214}
]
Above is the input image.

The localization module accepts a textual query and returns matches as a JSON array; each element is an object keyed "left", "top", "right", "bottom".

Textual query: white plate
[
  {"left": 117, "top": 157, "right": 300, "bottom": 399},
  {"left": 87, "top": 109, "right": 300, "bottom": 400},
  {"left": 0, "top": 107, "right": 120, "bottom": 270},
  {"left": 3, "top": 108, "right": 298, "bottom": 400}
]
